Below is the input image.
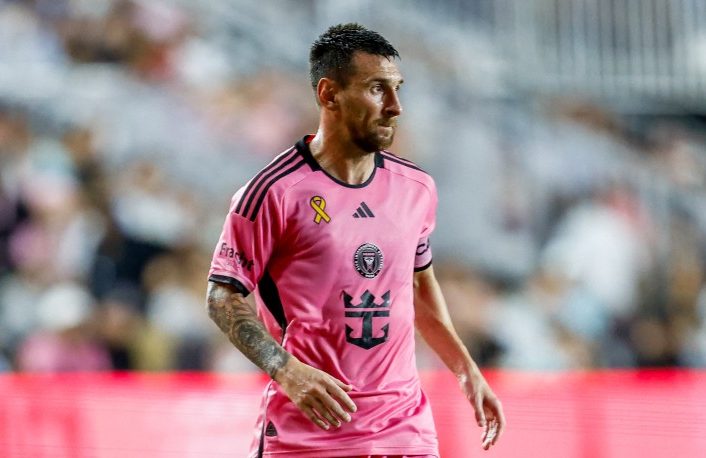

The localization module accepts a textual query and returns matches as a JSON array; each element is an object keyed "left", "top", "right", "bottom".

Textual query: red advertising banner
[{"left": 0, "top": 370, "right": 704, "bottom": 457}]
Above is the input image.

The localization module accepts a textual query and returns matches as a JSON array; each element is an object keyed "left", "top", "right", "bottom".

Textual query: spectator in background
[{"left": 17, "top": 282, "right": 110, "bottom": 372}]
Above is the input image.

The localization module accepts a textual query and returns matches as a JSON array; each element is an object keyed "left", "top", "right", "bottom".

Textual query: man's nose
[{"left": 384, "top": 90, "right": 403, "bottom": 117}]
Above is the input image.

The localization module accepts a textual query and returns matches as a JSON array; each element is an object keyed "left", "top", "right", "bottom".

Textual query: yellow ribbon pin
[{"left": 310, "top": 196, "right": 331, "bottom": 224}]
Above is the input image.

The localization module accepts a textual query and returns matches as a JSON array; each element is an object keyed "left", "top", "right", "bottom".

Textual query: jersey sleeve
[
  {"left": 414, "top": 178, "right": 437, "bottom": 271},
  {"left": 208, "top": 187, "right": 284, "bottom": 295}
]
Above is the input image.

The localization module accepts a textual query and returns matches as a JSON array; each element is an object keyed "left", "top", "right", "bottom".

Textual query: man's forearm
[
  {"left": 415, "top": 307, "right": 479, "bottom": 378},
  {"left": 413, "top": 268, "right": 480, "bottom": 379},
  {"left": 206, "top": 281, "right": 290, "bottom": 378}
]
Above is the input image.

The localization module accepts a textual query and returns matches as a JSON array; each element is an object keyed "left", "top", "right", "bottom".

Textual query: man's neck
[{"left": 309, "top": 130, "right": 376, "bottom": 185}]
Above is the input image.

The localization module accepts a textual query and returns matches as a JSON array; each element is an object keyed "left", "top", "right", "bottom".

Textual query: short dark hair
[{"left": 309, "top": 23, "right": 399, "bottom": 91}]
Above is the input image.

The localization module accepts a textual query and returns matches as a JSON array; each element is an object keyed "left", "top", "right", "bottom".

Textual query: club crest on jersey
[
  {"left": 309, "top": 195, "right": 331, "bottom": 224},
  {"left": 354, "top": 243, "right": 383, "bottom": 278}
]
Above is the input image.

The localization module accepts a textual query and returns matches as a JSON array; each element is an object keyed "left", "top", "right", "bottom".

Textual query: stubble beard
[{"left": 352, "top": 125, "right": 395, "bottom": 153}]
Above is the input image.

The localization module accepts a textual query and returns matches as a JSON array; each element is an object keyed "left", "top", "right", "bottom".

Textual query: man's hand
[
  {"left": 207, "top": 281, "right": 356, "bottom": 432},
  {"left": 274, "top": 357, "right": 357, "bottom": 431},
  {"left": 460, "top": 371, "right": 505, "bottom": 450}
]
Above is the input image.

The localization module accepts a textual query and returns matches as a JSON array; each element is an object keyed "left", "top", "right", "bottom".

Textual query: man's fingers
[
  {"left": 333, "top": 378, "right": 353, "bottom": 392},
  {"left": 482, "top": 400, "right": 505, "bottom": 449},
  {"left": 282, "top": 364, "right": 358, "bottom": 430},
  {"left": 327, "top": 378, "right": 357, "bottom": 413},
  {"left": 473, "top": 393, "right": 486, "bottom": 428},
  {"left": 309, "top": 398, "right": 342, "bottom": 428},
  {"left": 320, "top": 390, "right": 352, "bottom": 423},
  {"left": 492, "top": 401, "right": 506, "bottom": 444},
  {"left": 304, "top": 406, "right": 330, "bottom": 431},
  {"left": 482, "top": 420, "right": 497, "bottom": 450}
]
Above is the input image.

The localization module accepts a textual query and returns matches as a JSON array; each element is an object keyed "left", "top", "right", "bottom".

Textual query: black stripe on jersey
[
  {"left": 296, "top": 137, "right": 321, "bottom": 171},
  {"left": 414, "top": 260, "right": 433, "bottom": 272},
  {"left": 257, "top": 269, "right": 288, "bottom": 331},
  {"left": 240, "top": 154, "right": 301, "bottom": 220},
  {"left": 383, "top": 150, "right": 415, "bottom": 165},
  {"left": 380, "top": 152, "right": 424, "bottom": 172},
  {"left": 235, "top": 147, "right": 297, "bottom": 216},
  {"left": 247, "top": 159, "right": 306, "bottom": 221},
  {"left": 208, "top": 274, "right": 250, "bottom": 296}
]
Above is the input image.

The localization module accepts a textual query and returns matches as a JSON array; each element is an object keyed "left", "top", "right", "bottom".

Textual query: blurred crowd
[{"left": 2, "top": 0, "right": 706, "bottom": 374}]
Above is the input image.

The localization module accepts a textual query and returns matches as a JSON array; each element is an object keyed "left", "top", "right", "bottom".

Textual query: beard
[{"left": 351, "top": 122, "right": 396, "bottom": 152}]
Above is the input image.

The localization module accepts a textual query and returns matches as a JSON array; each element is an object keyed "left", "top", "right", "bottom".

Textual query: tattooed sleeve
[{"left": 206, "top": 281, "right": 290, "bottom": 378}]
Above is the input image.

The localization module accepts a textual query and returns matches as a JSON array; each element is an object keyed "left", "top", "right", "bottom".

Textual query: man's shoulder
[
  {"left": 379, "top": 150, "right": 435, "bottom": 190},
  {"left": 251, "top": 145, "right": 313, "bottom": 189},
  {"left": 231, "top": 145, "right": 312, "bottom": 221}
]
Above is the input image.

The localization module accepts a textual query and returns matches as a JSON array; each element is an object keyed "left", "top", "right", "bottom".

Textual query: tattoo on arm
[{"left": 207, "top": 282, "right": 290, "bottom": 378}]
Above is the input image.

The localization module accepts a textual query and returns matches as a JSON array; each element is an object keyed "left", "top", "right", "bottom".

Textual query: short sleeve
[
  {"left": 208, "top": 187, "right": 283, "bottom": 295},
  {"left": 414, "top": 179, "right": 437, "bottom": 272}
]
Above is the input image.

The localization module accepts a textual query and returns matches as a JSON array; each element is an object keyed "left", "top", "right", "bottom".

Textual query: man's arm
[
  {"left": 206, "top": 280, "right": 290, "bottom": 378},
  {"left": 413, "top": 266, "right": 506, "bottom": 450},
  {"left": 206, "top": 281, "right": 357, "bottom": 429}
]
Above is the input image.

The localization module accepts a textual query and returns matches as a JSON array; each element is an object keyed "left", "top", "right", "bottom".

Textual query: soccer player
[{"left": 207, "top": 23, "right": 505, "bottom": 458}]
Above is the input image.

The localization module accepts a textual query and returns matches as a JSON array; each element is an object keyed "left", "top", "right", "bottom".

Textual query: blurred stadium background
[{"left": 2, "top": 0, "right": 706, "bottom": 456}]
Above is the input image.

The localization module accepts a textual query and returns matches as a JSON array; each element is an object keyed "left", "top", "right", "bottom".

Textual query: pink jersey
[{"left": 209, "top": 136, "right": 439, "bottom": 457}]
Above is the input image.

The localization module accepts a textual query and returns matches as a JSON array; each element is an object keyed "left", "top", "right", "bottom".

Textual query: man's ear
[{"left": 316, "top": 78, "right": 339, "bottom": 110}]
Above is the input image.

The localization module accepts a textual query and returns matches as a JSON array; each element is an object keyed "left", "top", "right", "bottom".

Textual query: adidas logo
[{"left": 353, "top": 202, "right": 375, "bottom": 218}]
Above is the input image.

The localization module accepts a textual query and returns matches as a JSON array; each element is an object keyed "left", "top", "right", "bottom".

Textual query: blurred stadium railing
[{"left": 317, "top": 0, "right": 706, "bottom": 109}]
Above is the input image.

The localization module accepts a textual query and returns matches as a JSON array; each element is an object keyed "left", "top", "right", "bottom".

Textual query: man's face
[{"left": 336, "top": 52, "right": 404, "bottom": 153}]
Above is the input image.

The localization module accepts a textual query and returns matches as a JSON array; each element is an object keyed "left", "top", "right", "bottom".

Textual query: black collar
[{"left": 295, "top": 135, "right": 384, "bottom": 189}]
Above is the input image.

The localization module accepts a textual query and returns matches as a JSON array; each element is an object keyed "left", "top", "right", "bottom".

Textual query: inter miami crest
[{"left": 353, "top": 243, "right": 383, "bottom": 278}]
